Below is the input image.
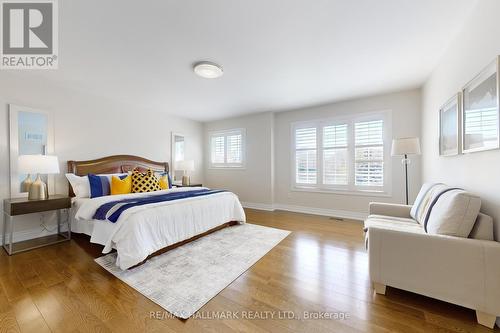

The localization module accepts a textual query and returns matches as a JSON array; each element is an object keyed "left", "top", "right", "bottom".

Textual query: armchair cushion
[{"left": 365, "top": 215, "right": 423, "bottom": 234}]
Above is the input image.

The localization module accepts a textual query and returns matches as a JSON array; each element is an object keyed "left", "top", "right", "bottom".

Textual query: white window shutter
[
  {"left": 211, "top": 135, "right": 225, "bottom": 164},
  {"left": 323, "top": 124, "right": 348, "bottom": 185},
  {"left": 295, "top": 127, "right": 317, "bottom": 184},
  {"left": 354, "top": 120, "right": 384, "bottom": 187},
  {"left": 227, "top": 134, "right": 242, "bottom": 163},
  {"left": 210, "top": 129, "right": 245, "bottom": 168}
]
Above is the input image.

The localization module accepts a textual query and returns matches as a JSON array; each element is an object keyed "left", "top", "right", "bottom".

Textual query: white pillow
[
  {"left": 426, "top": 190, "right": 481, "bottom": 237},
  {"left": 65, "top": 173, "right": 90, "bottom": 198}
]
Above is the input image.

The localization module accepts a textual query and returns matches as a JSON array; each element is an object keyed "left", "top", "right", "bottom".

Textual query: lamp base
[
  {"left": 21, "top": 174, "right": 33, "bottom": 193},
  {"left": 28, "top": 174, "right": 48, "bottom": 200},
  {"left": 182, "top": 175, "right": 190, "bottom": 186}
]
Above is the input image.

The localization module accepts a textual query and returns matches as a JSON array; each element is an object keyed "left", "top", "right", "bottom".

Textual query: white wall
[
  {"left": 0, "top": 72, "right": 204, "bottom": 240},
  {"left": 204, "top": 89, "right": 421, "bottom": 217},
  {"left": 274, "top": 89, "right": 421, "bottom": 216},
  {"left": 422, "top": 0, "right": 500, "bottom": 239},
  {"left": 204, "top": 112, "right": 274, "bottom": 207}
]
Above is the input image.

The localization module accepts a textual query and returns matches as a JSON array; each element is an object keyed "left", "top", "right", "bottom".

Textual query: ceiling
[{"left": 8, "top": 0, "right": 478, "bottom": 121}]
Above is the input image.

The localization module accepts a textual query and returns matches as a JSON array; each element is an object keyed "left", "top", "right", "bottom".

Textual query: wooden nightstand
[
  {"left": 173, "top": 183, "right": 203, "bottom": 188},
  {"left": 3, "top": 194, "right": 72, "bottom": 255}
]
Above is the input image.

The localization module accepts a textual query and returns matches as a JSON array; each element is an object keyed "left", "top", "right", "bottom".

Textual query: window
[
  {"left": 292, "top": 112, "right": 390, "bottom": 194},
  {"left": 209, "top": 129, "right": 245, "bottom": 168}
]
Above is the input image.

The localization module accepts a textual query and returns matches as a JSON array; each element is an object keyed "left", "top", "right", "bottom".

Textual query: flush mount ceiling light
[{"left": 193, "top": 61, "right": 223, "bottom": 79}]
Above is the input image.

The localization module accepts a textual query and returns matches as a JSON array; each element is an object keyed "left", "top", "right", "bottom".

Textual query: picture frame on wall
[
  {"left": 462, "top": 56, "right": 500, "bottom": 153},
  {"left": 439, "top": 93, "right": 460, "bottom": 156}
]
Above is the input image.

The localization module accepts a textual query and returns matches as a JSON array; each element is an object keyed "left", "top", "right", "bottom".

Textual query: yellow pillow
[
  {"left": 158, "top": 174, "right": 169, "bottom": 190},
  {"left": 111, "top": 175, "right": 132, "bottom": 195}
]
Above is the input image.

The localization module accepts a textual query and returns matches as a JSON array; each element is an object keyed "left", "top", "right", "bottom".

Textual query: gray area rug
[{"left": 95, "top": 223, "right": 290, "bottom": 318}]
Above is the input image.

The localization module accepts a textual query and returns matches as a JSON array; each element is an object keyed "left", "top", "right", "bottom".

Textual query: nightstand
[
  {"left": 173, "top": 183, "right": 203, "bottom": 188},
  {"left": 3, "top": 195, "right": 72, "bottom": 255}
]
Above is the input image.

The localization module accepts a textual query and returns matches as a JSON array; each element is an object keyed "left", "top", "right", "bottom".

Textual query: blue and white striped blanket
[{"left": 93, "top": 189, "right": 227, "bottom": 223}]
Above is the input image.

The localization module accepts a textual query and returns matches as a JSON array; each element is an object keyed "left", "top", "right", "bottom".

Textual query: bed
[{"left": 67, "top": 155, "right": 246, "bottom": 270}]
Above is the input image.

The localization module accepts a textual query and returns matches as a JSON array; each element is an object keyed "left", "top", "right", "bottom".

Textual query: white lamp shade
[
  {"left": 18, "top": 155, "right": 60, "bottom": 174},
  {"left": 391, "top": 137, "right": 421, "bottom": 156},
  {"left": 176, "top": 160, "right": 195, "bottom": 171}
]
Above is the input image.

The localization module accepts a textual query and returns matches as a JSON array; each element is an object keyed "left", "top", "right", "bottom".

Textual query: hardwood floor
[{"left": 0, "top": 209, "right": 497, "bottom": 332}]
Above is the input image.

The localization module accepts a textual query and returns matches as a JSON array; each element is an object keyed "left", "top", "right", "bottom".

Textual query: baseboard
[
  {"left": 241, "top": 202, "right": 366, "bottom": 221},
  {"left": 273, "top": 204, "right": 366, "bottom": 221},
  {"left": 240, "top": 202, "right": 275, "bottom": 211}
]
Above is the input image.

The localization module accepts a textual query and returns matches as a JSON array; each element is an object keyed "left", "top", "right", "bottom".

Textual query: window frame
[
  {"left": 290, "top": 111, "right": 392, "bottom": 196},
  {"left": 208, "top": 128, "right": 246, "bottom": 169}
]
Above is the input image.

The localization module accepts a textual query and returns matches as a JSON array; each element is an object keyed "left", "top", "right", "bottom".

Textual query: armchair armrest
[
  {"left": 369, "top": 202, "right": 412, "bottom": 218},
  {"left": 367, "top": 226, "right": 500, "bottom": 316}
]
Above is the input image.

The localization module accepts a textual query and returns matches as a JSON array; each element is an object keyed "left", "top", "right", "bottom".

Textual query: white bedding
[{"left": 71, "top": 187, "right": 246, "bottom": 269}]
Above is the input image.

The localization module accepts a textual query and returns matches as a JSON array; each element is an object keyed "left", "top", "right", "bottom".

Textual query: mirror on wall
[
  {"left": 9, "top": 104, "right": 54, "bottom": 198},
  {"left": 171, "top": 132, "right": 185, "bottom": 181}
]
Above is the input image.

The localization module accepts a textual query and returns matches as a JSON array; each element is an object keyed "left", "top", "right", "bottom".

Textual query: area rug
[{"left": 95, "top": 223, "right": 290, "bottom": 319}]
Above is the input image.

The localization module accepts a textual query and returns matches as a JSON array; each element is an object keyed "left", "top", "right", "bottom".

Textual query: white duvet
[{"left": 72, "top": 187, "right": 246, "bottom": 269}]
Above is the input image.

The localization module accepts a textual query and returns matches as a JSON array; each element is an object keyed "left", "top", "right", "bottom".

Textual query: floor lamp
[{"left": 391, "top": 137, "right": 421, "bottom": 205}]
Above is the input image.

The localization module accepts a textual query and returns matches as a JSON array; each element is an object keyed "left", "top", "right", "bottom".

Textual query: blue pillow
[
  {"left": 88, "top": 174, "right": 128, "bottom": 198},
  {"left": 88, "top": 174, "right": 110, "bottom": 198},
  {"left": 167, "top": 173, "right": 172, "bottom": 189}
]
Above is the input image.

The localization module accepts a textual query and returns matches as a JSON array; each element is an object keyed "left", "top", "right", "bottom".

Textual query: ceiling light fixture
[{"left": 193, "top": 61, "right": 223, "bottom": 79}]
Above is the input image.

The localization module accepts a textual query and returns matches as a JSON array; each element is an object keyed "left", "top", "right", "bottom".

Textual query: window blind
[
  {"left": 209, "top": 129, "right": 245, "bottom": 167},
  {"left": 354, "top": 120, "right": 384, "bottom": 187},
  {"left": 323, "top": 124, "right": 348, "bottom": 185},
  {"left": 211, "top": 135, "right": 225, "bottom": 164},
  {"left": 227, "top": 134, "right": 242, "bottom": 163},
  {"left": 295, "top": 127, "right": 317, "bottom": 184}
]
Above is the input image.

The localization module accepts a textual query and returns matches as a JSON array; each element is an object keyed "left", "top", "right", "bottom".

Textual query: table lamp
[
  {"left": 391, "top": 138, "right": 421, "bottom": 205},
  {"left": 18, "top": 155, "right": 60, "bottom": 200},
  {"left": 176, "top": 160, "right": 195, "bottom": 186}
]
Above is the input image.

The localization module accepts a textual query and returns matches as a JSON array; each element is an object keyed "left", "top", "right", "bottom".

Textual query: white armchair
[{"left": 365, "top": 202, "right": 500, "bottom": 329}]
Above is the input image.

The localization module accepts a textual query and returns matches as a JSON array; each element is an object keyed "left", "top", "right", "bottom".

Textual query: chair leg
[
  {"left": 373, "top": 282, "right": 386, "bottom": 295},
  {"left": 476, "top": 311, "right": 496, "bottom": 329}
]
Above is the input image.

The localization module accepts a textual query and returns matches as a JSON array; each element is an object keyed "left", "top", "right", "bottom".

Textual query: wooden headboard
[{"left": 67, "top": 155, "right": 169, "bottom": 197}]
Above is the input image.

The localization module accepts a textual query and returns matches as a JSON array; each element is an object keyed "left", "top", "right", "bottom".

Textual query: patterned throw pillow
[{"left": 131, "top": 169, "right": 161, "bottom": 193}]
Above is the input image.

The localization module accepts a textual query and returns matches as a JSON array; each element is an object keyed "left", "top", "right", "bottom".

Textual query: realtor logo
[{"left": 1, "top": 0, "right": 58, "bottom": 69}]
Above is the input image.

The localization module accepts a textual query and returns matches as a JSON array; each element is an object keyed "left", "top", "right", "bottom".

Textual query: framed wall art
[{"left": 462, "top": 56, "right": 500, "bottom": 153}]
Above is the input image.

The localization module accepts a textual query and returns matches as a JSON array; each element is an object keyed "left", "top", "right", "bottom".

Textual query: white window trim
[
  {"left": 208, "top": 128, "right": 246, "bottom": 169},
  {"left": 290, "top": 110, "right": 392, "bottom": 196}
]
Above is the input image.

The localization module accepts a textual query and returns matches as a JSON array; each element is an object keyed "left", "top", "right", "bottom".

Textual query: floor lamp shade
[
  {"left": 391, "top": 138, "right": 420, "bottom": 205},
  {"left": 391, "top": 137, "right": 421, "bottom": 156}
]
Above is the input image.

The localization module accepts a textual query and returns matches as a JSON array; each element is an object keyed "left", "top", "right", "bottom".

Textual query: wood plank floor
[{"left": 0, "top": 209, "right": 497, "bottom": 332}]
